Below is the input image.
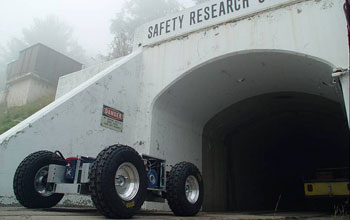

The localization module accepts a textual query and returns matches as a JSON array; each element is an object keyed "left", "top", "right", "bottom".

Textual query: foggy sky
[{"left": 0, "top": 0, "right": 195, "bottom": 57}]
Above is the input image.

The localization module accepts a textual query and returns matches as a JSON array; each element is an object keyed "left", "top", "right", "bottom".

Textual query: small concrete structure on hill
[{"left": 4, "top": 43, "right": 82, "bottom": 107}]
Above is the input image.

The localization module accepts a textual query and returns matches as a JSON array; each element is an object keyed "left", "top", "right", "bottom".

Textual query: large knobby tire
[
  {"left": 13, "top": 151, "right": 66, "bottom": 208},
  {"left": 89, "top": 145, "right": 147, "bottom": 219},
  {"left": 166, "top": 162, "right": 204, "bottom": 216}
]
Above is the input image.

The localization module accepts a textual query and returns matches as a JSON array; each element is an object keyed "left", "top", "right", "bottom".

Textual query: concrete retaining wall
[
  {"left": 0, "top": 51, "right": 145, "bottom": 205},
  {"left": 56, "top": 59, "right": 121, "bottom": 99}
]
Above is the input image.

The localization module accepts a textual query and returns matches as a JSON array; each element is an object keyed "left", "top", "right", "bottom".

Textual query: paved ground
[{"left": 0, "top": 207, "right": 337, "bottom": 220}]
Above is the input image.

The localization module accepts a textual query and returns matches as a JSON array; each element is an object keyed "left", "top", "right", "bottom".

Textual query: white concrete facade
[
  {"left": 0, "top": 0, "right": 348, "bottom": 207},
  {"left": 55, "top": 58, "right": 121, "bottom": 99}
]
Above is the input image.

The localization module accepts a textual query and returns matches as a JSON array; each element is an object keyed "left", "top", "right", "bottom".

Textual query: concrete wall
[
  {"left": 6, "top": 73, "right": 55, "bottom": 107},
  {"left": 56, "top": 58, "right": 120, "bottom": 99},
  {"left": 0, "top": 0, "right": 348, "bottom": 209},
  {"left": 0, "top": 52, "right": 144, "bottom": 205},
  {"left": 27, "top": 77, "right": 56, "bottom": 103},
  {"left": 6, "top": 76, "right": 31, "bottom": 107},
  {"left": 7, "top": 43, "right": 82, "bottom": 85},
  {"left": 0, "top": 71, "right": 5, "bottom": 90},
  {"left": 0, "top": 90, "right": 6, "bottom": 105}
]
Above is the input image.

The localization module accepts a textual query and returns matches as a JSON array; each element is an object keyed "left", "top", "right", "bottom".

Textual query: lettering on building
[{"left": 147, "top": 0, "right": 263, "bottom": 39}]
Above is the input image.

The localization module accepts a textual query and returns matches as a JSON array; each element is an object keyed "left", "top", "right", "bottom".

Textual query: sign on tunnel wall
[
  {"left": 134, "top": 0, "right": 299, "bottom": 47},
  {"left": 101, "top": 105, "right": 124, "bottom": 132}
]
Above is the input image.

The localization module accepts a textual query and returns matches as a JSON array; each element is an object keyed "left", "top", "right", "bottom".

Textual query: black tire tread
[
  {"left": 13, "top": 150, "right": 66, "bottom": 208},
  {"left": 89, "top": 145, "right": 143, "bottom": 219},
  {"left": 166, "top": 162, "right": 203, "bottom": 216}
]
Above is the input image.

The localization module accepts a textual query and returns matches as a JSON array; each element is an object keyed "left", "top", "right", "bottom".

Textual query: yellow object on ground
[{"left": 304, "top": 182, "right": 350, "bottom": 197}]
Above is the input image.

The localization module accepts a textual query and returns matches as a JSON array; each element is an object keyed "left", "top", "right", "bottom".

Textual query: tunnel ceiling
[
  {"left": 204, "top": 92, "right": 348, "bottom": 140},
  {"left": 154, "top": 50, "right": 340, "bottom": 127}
]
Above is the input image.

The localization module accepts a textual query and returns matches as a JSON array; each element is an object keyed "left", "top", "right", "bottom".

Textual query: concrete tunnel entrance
[
  {"left": 203, "top": 92, "right": 349, "bottom": 211},
  {"left": 150, "top": 50, "right": 349, "bottom": 212}
]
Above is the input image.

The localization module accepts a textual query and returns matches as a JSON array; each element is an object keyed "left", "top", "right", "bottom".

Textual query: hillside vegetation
[{"left": 0, "top": 96, "right": 54, "bottom": 135}]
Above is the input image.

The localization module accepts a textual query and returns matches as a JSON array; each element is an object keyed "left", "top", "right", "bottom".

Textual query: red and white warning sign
[{"left": 101, "top": 105, "right": 124, "bottom": 132}]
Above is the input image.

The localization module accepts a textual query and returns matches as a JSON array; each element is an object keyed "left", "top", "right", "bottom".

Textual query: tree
[
  {"left": 22, "top": 15, "right": 87, "bottom": 63},
  {"left": 108, "top": 0, "right": 183, "bottom": 59}
]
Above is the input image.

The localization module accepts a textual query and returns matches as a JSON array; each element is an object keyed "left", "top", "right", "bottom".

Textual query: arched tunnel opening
[
  {"left": 203, "top": 92, "right": 349, "bottom": 212},
  {"left": 150, "top": 50, "right": 349, "bottom": 213}
]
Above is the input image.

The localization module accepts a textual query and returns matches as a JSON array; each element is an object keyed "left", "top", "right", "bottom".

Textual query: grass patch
[{"left": 0, "top": 96, "right": 54, "bottom": 135}]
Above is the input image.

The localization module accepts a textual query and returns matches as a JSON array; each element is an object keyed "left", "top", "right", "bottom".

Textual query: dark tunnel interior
[{"left": 202, "top": 92, "right": 349, "bottom": 212}]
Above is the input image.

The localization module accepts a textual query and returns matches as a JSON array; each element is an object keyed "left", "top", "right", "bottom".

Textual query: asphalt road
[{"left": 0, "top": 207, "right": 337, "bottom": 220}]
